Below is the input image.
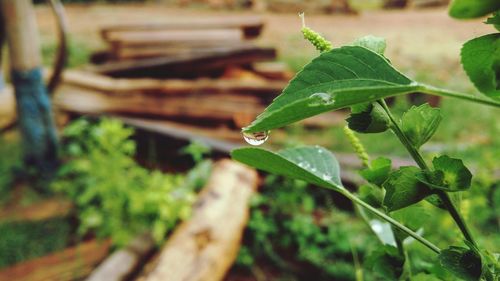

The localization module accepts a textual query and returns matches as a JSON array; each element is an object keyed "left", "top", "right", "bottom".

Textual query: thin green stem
[
  {"left": 377, "top": 100, "right": 478, "bottom": 248},
  {"left": 341, "top": 189, "right": 441, "bottom": 254},
  {"left": 418, "top": 84, "right": 500, "bottom": 108}
]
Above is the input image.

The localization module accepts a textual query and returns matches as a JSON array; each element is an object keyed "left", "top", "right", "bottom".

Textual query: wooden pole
[{"left": 0, "top": 0, "right": 59, "bottom": 178}]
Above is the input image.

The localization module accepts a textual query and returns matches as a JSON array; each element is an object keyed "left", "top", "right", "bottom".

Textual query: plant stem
[
  {"left": 377, "top": 100, "right": 478, "bottom": 248},
  {"left": 341, "top": 189, "right": 441, "bottom": 254},
  {"left": 418, "top": 84, "right": 500, "bottom": 108}
]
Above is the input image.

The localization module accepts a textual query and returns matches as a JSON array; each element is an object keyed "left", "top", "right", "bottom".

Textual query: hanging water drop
[{"left": 242, "top": 131, "right": 270, "bottom": 146}]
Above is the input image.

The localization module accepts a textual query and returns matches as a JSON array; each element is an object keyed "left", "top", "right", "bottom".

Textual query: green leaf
[
  {"left": 486, "top": 12, "right": 500, "bottom": 31},
  {"left": 358, "top": 184, "right": 384, "bottom": 208},
  {"left": 461, "top": 33, "right": 500, "bottom": 100},
  {"left": 231, "top": 146, "right": 343, "bottom": 191},
  {"left": 359, "top": 157, "right": 392, "bottom": 186},
  {"left": 449, "top": 0, "right": 500, "bottom": 19},
  {"left": 382, "top": 167, "right": 432, "bottom": 212},
  {"left": 439, "top": 246, "right": 482, "bottom": 281},
  {"left": 352, "top": 35, "right": 387, "bottom": 55},
  {"left": 401, "top": 103, "right": 442, "bottom": 148},
  {"left": 347, "top": 102, "right": 390, "bottom": 133},
  {"left": 391, "top": 205, "right": 429, "bottom": 241},
  {"left": 418, "top": 155, "right": 472, "bottom": 192},
  {"left": 243, "top": 46, "right": 419, "bottom": 133},
  {"left": 366, "top": 245, "right": 405, "bottom": 280}
]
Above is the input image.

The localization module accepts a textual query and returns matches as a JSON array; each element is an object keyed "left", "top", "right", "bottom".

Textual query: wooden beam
[
  {"left": 0, "top": 198, "right": 72, "bottom": 223},
  {"left": 85, "top": 233, "right": 155, "bottom": 281},
  {"left": 87, "top": 46, "right": 276, "bottom": 78},
  {"left": 0, "top": 0, "right": 41, "bottom": 70},
  {"left": 0, "top": 239, "right": 111, "bottom": 281},
  {"left": 100, "top": 16, "right": 264, "bottom": 40},
  {"left": 145, "top": 160, "right": 258, "bottom": 281}
]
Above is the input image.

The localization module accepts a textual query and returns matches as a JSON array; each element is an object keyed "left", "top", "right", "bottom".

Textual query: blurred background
[{"left": 0, "top": 0, "right": 498, "bottom": 280}]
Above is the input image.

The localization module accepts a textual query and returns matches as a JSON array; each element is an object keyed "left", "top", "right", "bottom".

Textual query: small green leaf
[
  {"left": 231, "top": 146, "right": 343, "bottom": 190},
  {"left": 383, "top": 167, "right": 432, "bottom": 212},
  {"left": 243, "top": 46, "right": 418, "bottom": 133},
  {"left": 391, "top": 205, "right": 430, "bottom": 241},
  {"left": 418, "top": 155, "right": 472, "bottom": 192},
  {"left": 486, "top": 12, "right": 500, "bottom": 31},
  {"left": 358, "top": 184, "right": 384, "bottom": 208},
  {"left": 449, "top": 0, "right": 500, "bottom": 19},
  {"left": 401, "top": 103, "right": 442, "bottom": 148},
  {"left": 366, "top": 245, "right": 405, "bottom": 280},
  {"left": 359, "top": 157, "right": 392, "bottom": 186},
  {"left": 461, "top": 33, "right": 500, "bottom": 100},
  {"left": 347, "top": 102, "right": 390, "bottom": 133},
  {"left": 439, "top": 246, "right": 482, "bottom": 281},
  {"left": 352, "top": 35, "right": 387, "bottom": 55}
]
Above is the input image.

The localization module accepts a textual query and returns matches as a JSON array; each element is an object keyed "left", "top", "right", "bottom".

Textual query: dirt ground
[{"left": 35, "top": 4, "right": 492, "bottom": 75}]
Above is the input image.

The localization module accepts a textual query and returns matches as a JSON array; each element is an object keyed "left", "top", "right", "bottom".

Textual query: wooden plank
[
  {"left": 86, "top": 46, "right": 276, "bottom": 78},
  {"left": 0, "top": 86, "right": 16, "bottom": 130},
  {"left": 100, "top": 16, "right": 264, "bottom": 40},
  {"left": 145, "top": 160, "right": 258, "bottom": 281},
  {"left": 107, "top": 29, "right": 244, "bottom": 47},
  {"left": 0, "top": 239, "right": 111, "bottom": 281},
  {"left": 55, "top": 70, "right": 286, "bottom": 97},
  {"left": 86, "top": 233, "right": 155, "bottom": 281},
  {"left": 54, "top": 84, "right": 264, "bottom": 121},
  {"left": 0, "top": 198, "right": 72, "bottom": 223}
]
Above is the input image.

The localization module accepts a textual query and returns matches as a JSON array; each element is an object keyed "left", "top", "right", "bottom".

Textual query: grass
[{"left": 41, "top": 37, "right": 92, "bottom": 69}]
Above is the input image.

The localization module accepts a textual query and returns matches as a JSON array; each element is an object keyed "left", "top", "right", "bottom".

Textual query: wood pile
[{"left": 53, "top": 16, "right": 344, "bottom": 139}]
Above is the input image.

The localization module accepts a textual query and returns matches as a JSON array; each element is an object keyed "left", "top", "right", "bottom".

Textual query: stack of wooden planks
[{"left": 89, "top": 16, "right": 278, "bottom": 79}]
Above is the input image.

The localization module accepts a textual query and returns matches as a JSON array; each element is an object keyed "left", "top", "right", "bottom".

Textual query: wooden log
[
  {"left": 145, "top": 160, "right": 258, "bottom": 281},
  {"left": 100, "top": 16, "right": 264, "bottom": 40},
  {"left": 0, "top": 239, "right": 111, "bottom": 281},
  {"left": 85, "top": 233, "right": 155, "bottom": 281},
  {"left": 86, "top": 46, "right": 277, "bottom": 78}
]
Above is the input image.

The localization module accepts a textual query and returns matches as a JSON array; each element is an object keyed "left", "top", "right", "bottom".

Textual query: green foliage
[
  {"left": 238, "top": 176, "right": 378, "bottom": 280},
  {"left": 486, "top": 12, "right": 500, "bottom": 31},
  {"left": 438, "top": 245, "right": 483, "bottom": 281},
  {"left": 460, "top": 33, "right": 500, "bottom": 100},
  {"left": 419, "top": 155, "right": 473, "bottom": 192},
  {"left": 347, "top": 102, "right": 390, "bottom": 133},
  {"left": 52, "top": 118, "right": 196, "bottom": 246},
  {"left": 232, "top": 146, "right": 342, "bottom": 190},
  {"left": 448, "top": 0, "right": 500, "bottom": 19},
  {"left": 365, "top": 245, "right": 405, "bottom": 280},
  {"left": 359, "top": 157, "right": 392, "bottom": 186},
  {"left": 243, "top": 46, "right": 418, "bottom": 133},
  {"left": 401, "top": 103, "right": 442, "bottom": 148},
  {"left": 41, "top": 38, "right": 91, "bottom": 68},
  {"left": 382, "top": 167, "right": 432, "bottom": 212},
  {"left": 0, "top": 218, "right": 71, "bottom": 268}
]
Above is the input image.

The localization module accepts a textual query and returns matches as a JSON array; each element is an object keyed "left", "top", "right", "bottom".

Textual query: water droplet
[
  {"left": 243, "top": 131, "right": 270, "bottom": 146},
  {"left": 322, "top": 174, "right": 332, "bottom": 181},
  {"left": 309, "top": 92, "right": 335, "bottom": 107}
]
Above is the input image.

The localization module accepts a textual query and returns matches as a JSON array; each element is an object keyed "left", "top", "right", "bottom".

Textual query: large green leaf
[
  {"left": 401, "top": 103, "right": 442, "bottom": 148},
  {"left": 439, "top": 246, "right": 483, "bottom": 281},
  {"left": 382, "top": 167, "right": 432, "bottom": 212},
  {"left": 231, "top": 146, "right": 343, "bottom": 191},
  {"left": 243, "top": 46, "right": 419, "bottom": 133},
  {"left": 461, "top": 33, "right": 500, "bottom": 100},
  {"left": 449, "top": 0, "right": 500, "bottom": 19}
]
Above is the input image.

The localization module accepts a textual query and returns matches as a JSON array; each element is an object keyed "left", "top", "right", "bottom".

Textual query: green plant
[
  {"left": 232, "top": 3, "right": 499, "bottom": 280},
  {"left": 52, "top": 118, "right": 198, "bottom": 246}
]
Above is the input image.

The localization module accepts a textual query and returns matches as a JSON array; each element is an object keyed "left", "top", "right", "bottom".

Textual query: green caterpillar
[{"left": 299, "top": 12, "right": 333, "bottom": 53}]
